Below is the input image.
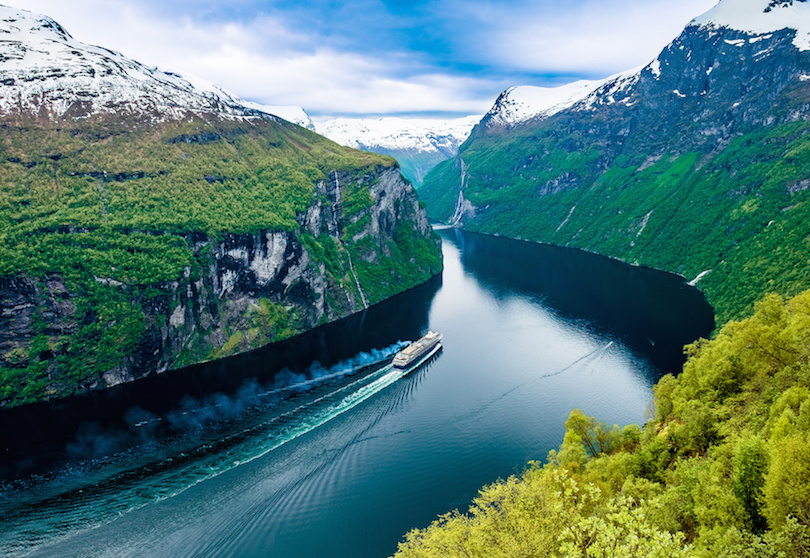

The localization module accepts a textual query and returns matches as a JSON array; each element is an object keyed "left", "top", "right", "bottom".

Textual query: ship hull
[
  {"left": 395, "top": 343, "right": 442, "bottom": 375},
  {"left": 393, "top": 331, "right": 443, "bottom": 371}
]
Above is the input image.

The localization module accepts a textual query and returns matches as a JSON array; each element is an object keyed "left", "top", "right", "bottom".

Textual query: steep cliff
[
  {"left": 421, "top": 0, "right": 810, "bottom": 323},
  {"left": 0, "top": 8, "right": 441, "bottom": 406}
]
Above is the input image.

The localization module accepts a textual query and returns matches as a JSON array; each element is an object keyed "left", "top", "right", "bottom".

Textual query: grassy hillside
[
  {"left": 394, "top": 288, "right": 810, "bottom": 557},
  {"left": 423, "top": 119, "right": 810, "bottom": 324},
  {"left": 0, "top": 114, "right": 441, "bottom": 405}
]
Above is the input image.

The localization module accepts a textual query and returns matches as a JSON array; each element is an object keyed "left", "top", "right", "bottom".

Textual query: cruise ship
[{"left": 393, "top": 331, "right": 442, "bottom": 371}]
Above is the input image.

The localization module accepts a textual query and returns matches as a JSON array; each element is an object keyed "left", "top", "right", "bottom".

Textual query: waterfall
[
  {"left": 331, "top": 171, "right": 369, "bottom": 310},
  {"left": 450, "top": 158, "right": 467, "bottom": 227}
]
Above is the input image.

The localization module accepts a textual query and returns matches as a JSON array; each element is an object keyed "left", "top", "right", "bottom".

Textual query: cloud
[
  {"left": 12, "top": 0, "right": 719, "bottom": 116},
  {"left": 175, "top": 44, "right": 504, "bottom": 114},
  {"left": 435, "top": 0, "right": 719, "bottom": 76},
  {"left": 15, "top": 0, "right": 504, "bottom": 115}
]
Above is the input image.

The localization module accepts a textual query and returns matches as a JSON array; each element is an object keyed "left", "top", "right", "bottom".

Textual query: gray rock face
[
  {"left": 529, "top": 23, "right": 810, "bottom": 181},
  {"left": 0, "top": 164, "right": 439, "bottom": 398},
  {"left": 0, "top": 275, "right": 75, "bottom": 367}
]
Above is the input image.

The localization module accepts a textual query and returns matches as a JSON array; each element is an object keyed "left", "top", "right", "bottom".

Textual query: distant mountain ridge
[
  {"left": 420, "top": 0, "right": 810, "bottom": 323},
  {"left": 313, "top": 116, "right": 480, "bottom": 185}
]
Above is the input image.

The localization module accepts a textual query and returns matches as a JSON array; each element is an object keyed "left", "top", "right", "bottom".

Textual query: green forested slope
[
  {"left": 394, "top": 289, "right": 810, "bottom": 557},
  {"left": 424, "top": 121, "right": 810, "bottom": 324},
  {"left": 420, "top": 21, "right": 810, "bottom": 324},
  {"left": 0, "top": 114, "right": 441, "bottom": 405}
]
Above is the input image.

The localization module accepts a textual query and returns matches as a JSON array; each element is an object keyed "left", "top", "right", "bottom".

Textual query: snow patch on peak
[
  {"left": 314, "top": 116, "right": 480, "bottom": 154},
  {"left": 0, "top": 5, "right": 267, "bottom": 121},
  {"left": 484, "top": 79, "right": 607, "bottom": 127},
  {"left": 649, "top": 58, "right": 662, "bottom": 78},
  {"left": 243, "top": 102, "right": 315, "bottom": 130},
  {"left": 574, "top": 67, "right": 643, "bottom": 112},
  {"left": 692, "top": 0, "right": 810, "bottom": 51}
]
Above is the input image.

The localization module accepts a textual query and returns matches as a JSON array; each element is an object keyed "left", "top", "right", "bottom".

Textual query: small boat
[{"left": 393, "top": 331, "right": 443, "bottom": 372}]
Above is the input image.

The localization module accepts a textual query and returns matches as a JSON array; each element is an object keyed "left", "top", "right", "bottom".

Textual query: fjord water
[{"left": 0, "top": 229, "right": 713, "bottom": 557}]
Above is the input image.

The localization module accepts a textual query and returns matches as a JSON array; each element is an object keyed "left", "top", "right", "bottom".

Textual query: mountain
[
  {"left": 480, "top": 78, "right": 612, "bottom": 129},
  {"left": 420, "top": 0, "right": 810, "bottom": 324},
  {"left": 0, "top": 6, "right": 442, "bottom": 406},
  {"left": 314, "top": 116, "right": 480, "bottom": 186},
  {"left": 0, "top": 6, "right": 261, "bottom": 121}
]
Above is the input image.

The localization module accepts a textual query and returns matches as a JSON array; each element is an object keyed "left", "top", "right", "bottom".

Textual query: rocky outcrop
[
  {"left": 0, "top": 164, "right": 439, "bottom": 400},
  {"left": 0, "top": 275, "right": 75, "bottom": 368}
]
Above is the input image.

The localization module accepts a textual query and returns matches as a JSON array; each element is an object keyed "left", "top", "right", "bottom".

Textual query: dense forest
[
  {"left": 422, "top": 119, "right": 810, "bottom": 327},
  {"left": 0, "top": 115, "right": 442, "bottom": 406},
  {"left": 394, "top": 288, "right": 810, "bottom": 557}
]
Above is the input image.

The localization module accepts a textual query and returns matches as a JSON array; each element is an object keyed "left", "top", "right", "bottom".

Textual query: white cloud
[
  {"left": 14, "top": 0, "right": 501, "bottom": 114},
  {"left": 180, "top": 46, "right": 501, "bottom": 114},
  {"left": 11, "top": 0, "right": 719, "bottom": 115},
  {"left": 479, "top": 0, "right": 719, "bottom": 74}
]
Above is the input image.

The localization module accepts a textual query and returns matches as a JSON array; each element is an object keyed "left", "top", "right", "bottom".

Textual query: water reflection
[
  {"left": 448, "top": 228, "right": 714, "bottom": 373},
  {"left": 0, "top": 275, "right": 441, "bottom": 481}
]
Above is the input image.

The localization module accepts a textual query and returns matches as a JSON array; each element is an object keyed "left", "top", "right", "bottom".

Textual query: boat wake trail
[
  {"left": 536, "top": 341, "right": 613, "bottom": 380},
  {"left": 0, "top": 349, "right": 416, "bottom": 558}
]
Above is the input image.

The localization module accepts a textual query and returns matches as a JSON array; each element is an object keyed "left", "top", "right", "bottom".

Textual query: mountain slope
[
  {"left": 420, "top": 0, "right": 810, "bottom": 323},
  {"left": 480, "top": 78, "right": 612, "bottom": 129},
  {"left": 0, "top": 6, "right": 263, "bottom": 121},
  {"left": 0, "top": 6, "right": 441, "bottom": 406},
  {"left": 314, "top": 116, "right": 479, "bottom": 185},
  {"left": 244, "top": 102, "right": 316, "bottom": 130}
]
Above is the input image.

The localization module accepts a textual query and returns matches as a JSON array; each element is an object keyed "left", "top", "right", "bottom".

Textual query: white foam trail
[{"left": 0, "top": 357, "right": 414, "bottom": 556}]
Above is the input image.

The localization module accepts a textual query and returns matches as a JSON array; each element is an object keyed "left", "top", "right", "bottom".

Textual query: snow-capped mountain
[
  {"left": 693, "top": 0, "right": 810, "bottom": 49},
  {"left": 482, "top": 80, "right": 608, "bottom": 128},
  {"left": 314, "top": 116, "right": 480, "bottom": 185},
  {"left": 482, "top": 0, "right": 810, "bottom": 130},
  {"left": 420, "top": 0, "right": 810, "bottom": 324},
  {"left": 0, "top": 5, "right": 277, "bottom": 122},
  {"left": 314, "top": 116, "right": 479, "bottom": 154}
]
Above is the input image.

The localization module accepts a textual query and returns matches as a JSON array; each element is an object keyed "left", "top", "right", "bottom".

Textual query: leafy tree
[
  {"left": 393, "top": 289, "right": 810, "bottom": 558},
  {"left": 732, "top": 435, "right": 770, "bottom": 532}
]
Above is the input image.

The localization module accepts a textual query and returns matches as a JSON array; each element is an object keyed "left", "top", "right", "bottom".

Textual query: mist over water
[{"left": 0, "top": 229, "right": 713, "bottom": 558}]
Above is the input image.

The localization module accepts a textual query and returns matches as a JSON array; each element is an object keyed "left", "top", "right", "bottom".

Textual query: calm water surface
[{"left": 0, "top": 229, "right": 713, "bottom": 557}]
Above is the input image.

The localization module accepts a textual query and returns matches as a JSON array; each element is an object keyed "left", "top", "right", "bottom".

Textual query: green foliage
[
  {"left": 394, "top": 466, "right": 690, "bottom": 558},
  {"left": 732, "top": 435, "right": 769, "bottom": 531},
  {"left": 212, "top": 298, "right": 296, "bottom": 359},
  {"left": 556, "top": 409, "right": 622, "bottom": 466},
  {"left": 0, "top": 115, "right": 439, "bottom": 406},
  {"left": 352, "top": 221, "right": 442, "bottom": 305},
  {"left": 421, "top": 119, "right": 810, "bottom": 324},
  {"left": 394, "top": 289, "right": 810, "bottom": 558},
  {"left": 763, "top": 434, "right": 810, "bottom": 529}
]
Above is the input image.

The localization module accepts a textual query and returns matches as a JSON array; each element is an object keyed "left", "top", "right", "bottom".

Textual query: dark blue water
[{"left": 0, "top": 228, "right": 713, "bottom": 557}]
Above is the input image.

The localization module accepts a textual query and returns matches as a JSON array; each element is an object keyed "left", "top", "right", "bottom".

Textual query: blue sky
[{"left": 18, "top": 0, "right": 718, "bottom": 117}]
